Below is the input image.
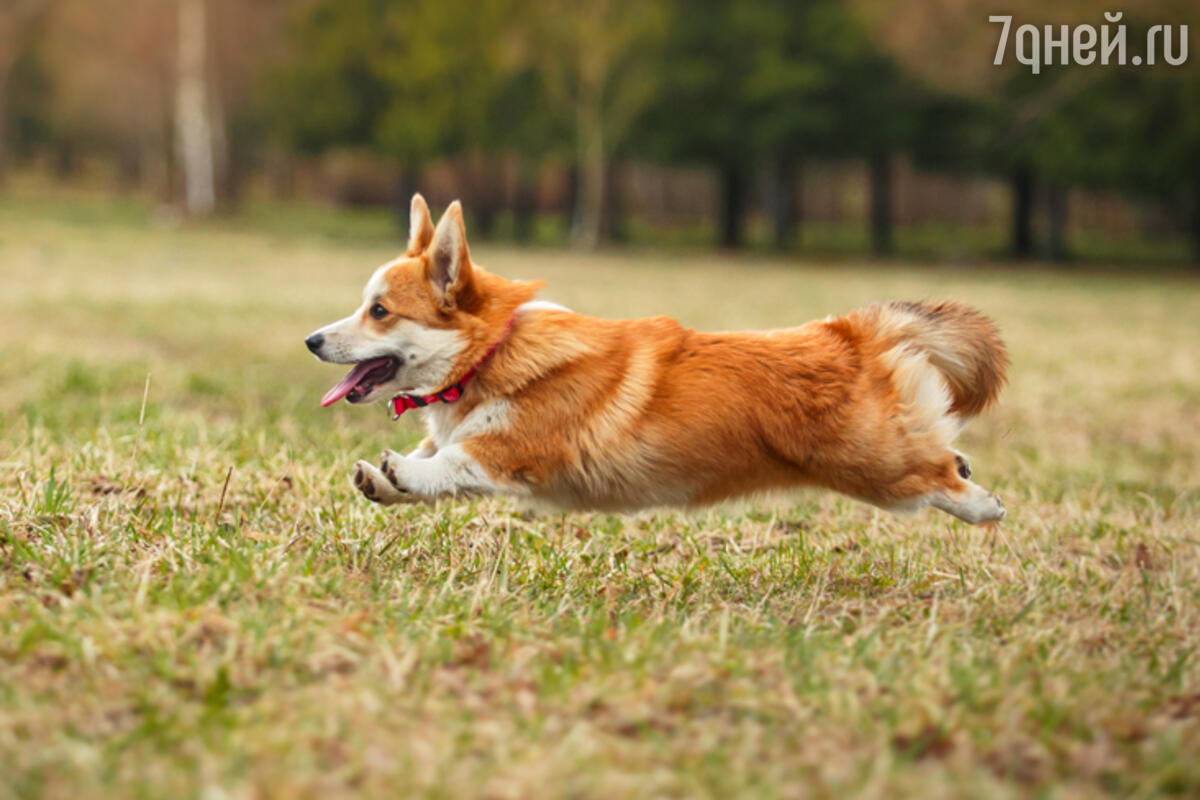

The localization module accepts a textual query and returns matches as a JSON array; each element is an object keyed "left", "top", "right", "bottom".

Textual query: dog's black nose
[{"left": 305, "top": 333, "right": 324, "bottom": 354}]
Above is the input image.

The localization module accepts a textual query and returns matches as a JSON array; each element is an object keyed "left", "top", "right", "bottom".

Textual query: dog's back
[{"left": 462, "top": 301, "right": 1006, "bottom": 517}]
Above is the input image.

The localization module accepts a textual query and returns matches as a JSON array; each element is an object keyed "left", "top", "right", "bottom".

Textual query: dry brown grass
[{"left": 1, "top": 204, "right": 1199, "bottom": 798}]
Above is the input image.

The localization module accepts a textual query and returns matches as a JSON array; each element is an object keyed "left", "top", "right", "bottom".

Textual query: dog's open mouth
[{"left": 320, "top": 357, "right": 400, "bottom": 406}]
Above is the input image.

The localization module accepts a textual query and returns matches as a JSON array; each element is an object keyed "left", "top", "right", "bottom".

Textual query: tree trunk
[
  {"left": 602, "top": 161, "right": 624, "bottom": 242},
  {"left": 718, "top": 161, "right": 746, "bottom": 249},
  {"left": 157, "top": 76, "right": 176, "bottom": 204},
  {"left": 513, "top": 166, "right": 535, "bottom": 244},
  {"left": 53, "top": 138, "right": 78, "bottom": 177},
  {"left": 1191, "top": 177, "right": 1200, "bottom": 267},
  {"left": 0, "top": 1, "right": 54, "bottom": 189},
  {"left": 1046, "top": 182, "right": 1069, "bottom": 262},
  {"left": 767, "top": 156, "right": 797, "bottom": 251},
  {"left": 794, "top": 162, "right": 804, "bottom": 248},
  {"left": 175, "top": 0, "right": 216, "bottom": 216},
  {"left": 117, "top": 140, "right": 143, "bottom": 191},
  {"left": 211, "top": 90, "right": 238, "bottom": 209},
  {"left": 1011, "top": 163, "right": 1035, "bottom": 259},
  {"left": 466, "top": 157, "right": 503, "bottom": 240},
  {"left": 563, "top": 164, "right": 579, "bottom": 238},
  {"left": 868, "top": 151, "right": 894, "bottom": 257},
  {"left": 570, "top": 106, "right": 606, "bottom": 250},
  {"left": 266, "top": 148, "right": 294, "bottom": 200},
  {"left": 0, "top": 64, "right": 9, "bottom": 188},
  {"left": 475, "top": 205, "right": 497, "bottom": 239}
]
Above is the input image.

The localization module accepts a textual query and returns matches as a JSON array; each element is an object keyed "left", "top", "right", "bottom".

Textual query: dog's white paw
[
  {"left": 379, "top": 450, "right": 407, "bottom": 488},
  {"left": 352, "top": 459, "right": 412, "bottom": 506}
]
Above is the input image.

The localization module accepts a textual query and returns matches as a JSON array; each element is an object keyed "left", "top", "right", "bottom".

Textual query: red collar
[{"left": 389, "top": 314, "right": 514, "bottom": 420}]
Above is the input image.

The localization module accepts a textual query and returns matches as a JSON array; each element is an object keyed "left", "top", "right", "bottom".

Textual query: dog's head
[{"left": 307, "top": 195, "right": 519, "bottom": 407}]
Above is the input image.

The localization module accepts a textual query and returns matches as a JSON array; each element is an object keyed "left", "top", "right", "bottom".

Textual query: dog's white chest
[{"left": 424, "top": 398, "right": 512, "bottom": 449}]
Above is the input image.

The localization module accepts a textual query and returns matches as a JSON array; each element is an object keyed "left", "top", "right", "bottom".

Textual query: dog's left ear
[
  {"left": 428, "top": 200, "right": 473, "bottom": 311},
  {"left": 406, "top": 193, "right": 435, "bottom": 256}
]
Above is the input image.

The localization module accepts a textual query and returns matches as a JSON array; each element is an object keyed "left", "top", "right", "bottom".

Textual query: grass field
[{"left": 2, "top": 199, "right": 1199, "bottom": 799}]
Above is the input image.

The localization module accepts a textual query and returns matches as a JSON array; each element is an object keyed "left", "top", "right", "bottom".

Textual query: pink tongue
[{"left": 320, "top": 358, "right": 392, "bottom": 407}]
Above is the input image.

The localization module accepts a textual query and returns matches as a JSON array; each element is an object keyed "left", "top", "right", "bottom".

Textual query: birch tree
[
  {"left": 533, "top": 0, "right": 665, "bottom": 249},
  {"left": 175, "top": 0, "right": 215, "bottom": 215}
]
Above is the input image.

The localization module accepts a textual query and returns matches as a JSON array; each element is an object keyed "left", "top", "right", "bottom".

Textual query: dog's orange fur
[{"left": 354, "top": 196, "right": 1009, "bottom": 519}]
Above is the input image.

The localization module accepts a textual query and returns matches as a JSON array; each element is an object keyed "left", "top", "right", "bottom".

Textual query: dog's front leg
[
  {"left": 352, "top": 460, "right": 414, "bottom": 506},
  {"left": 355, "top": 444, "right": 499, "bottom": 505},
  {"left": 354, "top": 439, "right": 437, "bottom": 504}
]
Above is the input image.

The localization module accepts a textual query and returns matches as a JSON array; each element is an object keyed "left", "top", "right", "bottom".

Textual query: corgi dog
[{"left": 306, "top": 195, "right": 1009, "bottom": 524}]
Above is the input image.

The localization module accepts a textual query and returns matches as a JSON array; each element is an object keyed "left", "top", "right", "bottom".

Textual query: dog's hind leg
[{"left": 929, "top": 479, "right": 1005, "bottom": 524}]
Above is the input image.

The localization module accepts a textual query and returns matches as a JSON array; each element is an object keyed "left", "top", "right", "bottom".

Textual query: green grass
[{"left": 1, "top": 198, "right": 1200, "bottom": 799}]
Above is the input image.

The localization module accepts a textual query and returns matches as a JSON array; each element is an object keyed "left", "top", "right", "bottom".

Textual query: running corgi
[{"left": 306, "top": 195, "right": 1008, "bottom": 524}]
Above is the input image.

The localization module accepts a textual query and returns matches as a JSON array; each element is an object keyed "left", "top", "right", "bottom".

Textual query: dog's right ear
[{"left": 406, "top": 194, "right": 435, "bottom": 256}]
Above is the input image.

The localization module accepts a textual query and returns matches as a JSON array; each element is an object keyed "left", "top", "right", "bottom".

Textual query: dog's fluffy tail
[{"left": 873, "top": 300, "right": 1009, "bottom": 419}]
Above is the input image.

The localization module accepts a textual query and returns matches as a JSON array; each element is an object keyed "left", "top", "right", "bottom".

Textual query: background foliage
[{"left": 1, "top": 0, "right": 1198, "bottom": 261}]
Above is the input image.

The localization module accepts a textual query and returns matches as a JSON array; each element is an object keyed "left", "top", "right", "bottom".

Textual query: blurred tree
[
  {"left": 272, "top": 0, "right": 559, "bottom": 235},
  {"left": 530, "top": 0, "right": 666, "bottom": 248},
  {"left": 1022, "top": 3, "right": 1200, "bottom": 264},
  {"left": 638, "top": 0, "right": 772, "bottom": 249},
  {"left": 853, "top": 0, "right": 1200, "bottom": 261},
  {"left": 1132, "top": 75, "right": 1200, "bottom": 264},
  {"left": 0, "top": 0, "right": 54, "bottom": 186},
  {"left": 851, "top": 0, "right": 1061, "bottom": 258},
  {"left": 207, "top": 0, "right": 294, "bottom": 205},
  {"left": 643, "top": 0, "right": 926, "bottom": 253},
  {"left": 5, "top": 36, "right": 52, "bottom": 168},
  {"left": 372, "top": 0, "right": 510, "bottom": 228},
  {"left": 815, "top": 9, "right": 926, "bottom": 256},
  {"left": 176, "top": 0, "right": 215, "bottom": 215},
  {"left": 1050, "top": 68, "right": 1200, "bottom": 263},
  {"left": 37, "top": 0, "right": 174, "bottom": 191},
  {"left": 268, "top": 0, "right": 386, "bottom": 156},
  {"left": 23, "top": 0, "right": 288, "bottom": 207},
  {"left": 483, "top": 50, "right": 567, "bottom": 242},
  {"left": 745, "top": 0, "right": 838, "bottom": 250}
]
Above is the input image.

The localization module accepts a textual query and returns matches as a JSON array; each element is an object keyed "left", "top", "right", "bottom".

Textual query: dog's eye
[{"left": 369, "top": 303, "right": 388, "bottom": 320}]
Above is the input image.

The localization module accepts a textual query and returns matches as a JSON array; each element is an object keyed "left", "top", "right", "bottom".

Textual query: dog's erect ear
[
  {"left": 406, "top": 193, "right": 435, "bottom": 256},
  {"left": 427, "top": 200, "right": 473, "bottom": 310}
]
